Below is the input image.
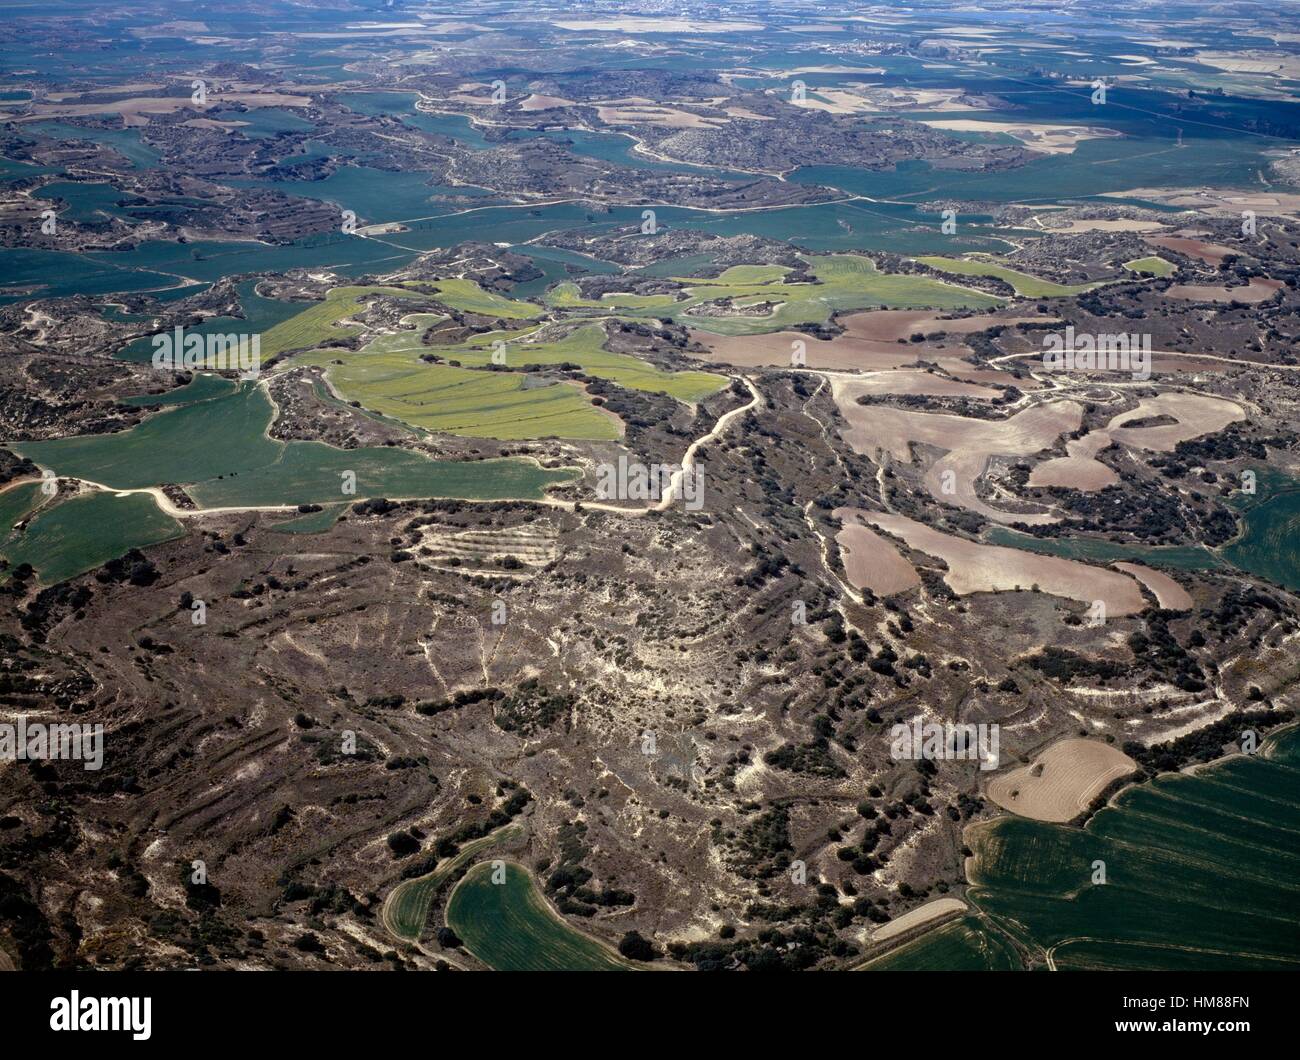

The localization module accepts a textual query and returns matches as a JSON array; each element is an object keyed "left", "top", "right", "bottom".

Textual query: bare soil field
[
  {"left": 519, "top": 93, "right": 575, "bottom": 111},
  {"left": 1112, "top": 562, "right": 1193, "bottom": 610},
  {"left": 1029, "top": 432, "right": 1118, "bottom": 491},
  {"left": 595, "top": 99, "right": 727, "bottom": 129},
  {"left": 1028, "top": 456, "right": 1118, "bottom": 491},
  {"left": 1049, "top": 218, "right": 1167, "bottom": 234},
  {"left": 870, "top": 897, "right": 967, "bottom": 942},
  {"left": 691, "top": 327, "right": 1045, "bottom": 392},
  {"left": 833, "top": 508, "right": 921, "bottom": 594},
  {"left": 1164, "top": 277, "right": 1284, "bottom": 303},
  {"left": 839, "top": 309, "right": 1054, "bottom": 343},
  {"left": 1026, "top": 393, "right": 1243, "bottom": 490},
  {"left": 918, "top": 119, "right": 1121, "bottom": 156},
  {"left": 831, "top": 371, "right": 1002, "bottom": 399},
  {"left": 834, "top": 396, "right": 1080, "bottom": 464},
  {"left": 861, "top": 512, "right": 1149, "bottom": 614},
  {"left": 986, "top": 738, "right": 1139, "bottom": 822},
  {"left": 691, "top": 329, "right": 939, "bottom": 370},
  {"left": 833, "top": 396, "right": 1082, "bottom": 524},
  {"left": 1144, "top": 234, "right": 1237, "bottom": 264},
  {"left": 1108, "top": 187, "right": 1300, "bottom": 218},
  {"left": 1105, "top": 393, "right": 1245, "bottom": 451}
]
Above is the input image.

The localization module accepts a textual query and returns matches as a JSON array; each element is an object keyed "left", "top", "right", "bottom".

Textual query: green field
[
  {"left": 121, "top": 373, "right": 237, "bottom": 407},
  {"left": 0, "top": 490, "right": 183, "bottom": 585},
  {"left": 985, "top": 527, "right": 1225, "bottom": 571},
  {"left": 414, "top": 278, "right": 543, "bottom": 320},
  {"left": 258, "top": 280, "right": 540, "bottom": 363},
  {"left": 268, "top": 504, "right": 346, "bottom": 534},
  {"left": 259, "top": 285, "right": 429, "bottom": 360},
  {"left": 548, "top": 254, "right": 1003, "bottom": 335},
  {"left": 856, "top": 916, "right": 1022, "bottom": 971},
  {"left": 0, "top": 480, "right": 44, "bottom": 531},
  {"left": 294, "top": 331, "right": 622, "bottom": 440},
  {"left": 13, "top": 383, "right": 579, "bottom": 510},
  {"left": 382, "top": 825, "right": 524, "bottom": 942},
  {"left": 1122, "top": 255, "right": 1175, "bottom": 278},
  {"left": 962, "top": 726, "right": 1300, "bottom": 970},
  {"left": 444, "top": 861, "right": 638, "bottom": 971},
  {"left": 425, "top": 322, "right": 727, "bottom": 402},
  {"left": 989, "top": 466, "right": 1300, "bottom": 590},
  {"left": 1223, "top": 467, "right": 1300, "bottom": 591},
  {"left": 915, "top": 255, "right": 1108, "bottom": 298}
]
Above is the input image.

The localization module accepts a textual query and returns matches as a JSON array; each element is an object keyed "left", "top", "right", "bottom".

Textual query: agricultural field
[
  {"left": 0, "top": 490, "right": 183, "bottom": 585},
  {"left": 444, "top": 861, "right": 638, "bottom": 971},
  {"left": 964, "top": 727, "right": 1300, "bottom": 970},
  {"left": 258, "top": 279, "right": 540, "bottom": 364},
  {"left": 412, "top": 278, "right": 543, "bottom": 320},
  {"left": 1165, "top": 277, "right": 1284, "bottom": 303},
  {"left": 693, "top": 308, "right": 1052, "bottom": 371},
  {"left": 259, "top": 285, "right": 431, "bottom": 359},
  {"left": 986, "top": 739, "right": 1139, "bottom": 823},
  {"left": 121, "top": 373, "right": 238, "bottom": 406},
  {"left": 1122, "top": 255, "right": 1175, "bottom": 277},
  {"left": 550, "top": 254, "right": 1003, "bottom": 335},
  {"left": 0, "top": 480, "right": 44, "bottom": 531},
  {"left": 856, "top": 917, "right": 1022, "bottom": 971},
  {"left": 267, "top": 504, "right": 346, "bottom": 534},
  {"left": 8, "top": 0, "right": 1300, "bottom": 990},
  {"left": 382, "top": 825, "right": 524, "bottom": 942},
  {"left": 861, "top": 512, "right": 1149, "bottom": 614},
  {"left": 1224, "top": 468, "right": 1300, "bottom": 591},
  {"left": 1111, "top": 562, "right": 1194, "bottom": 610},
  {"left": 292, "top": 323, "right": 623, "bottom": 440},
  {"left": 833, "top": 507, "right": 920, "bottom": 595},
  {"left": 835, "top": 396, "right": 1083, "bottom": 525},
  {"left": 426, "top": 323, "right": 727, "bottom": 402},
  {"left": 13, "top": 384, "right": 579, "bottom": 509},
  {"left": 915, "top": 255, "right": 1109, "bottom": 297},
  {"left": 984, "top": 528, "right": 1225, "bottom": 571}
]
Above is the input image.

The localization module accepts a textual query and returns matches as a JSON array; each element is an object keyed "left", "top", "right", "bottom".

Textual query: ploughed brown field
[
  {"left": 1003, "top": 350, "right": 1234, "bottom": 375},
  {"left": 1029, "top": 432, "right": 1119, "bottom": 490},
  {"left": 833, "top": 507, "right": 921, "bottom": 595},
  {"left": 690, "top": 310, "right": 1054, "bottom": 376},
  {"left": 691, "top": 329, "right": 941, "bottom": 370},
  {"left": 1112, "top": 562, "right": 1193, "bottom": 610},
  {"left": 986, "top": 738, "right": 1139, "bottom": 822},
  {"left": 1164, "top": 276, "right": 1284, "bottom": 303},
  {"left": 1105, "top": 393, "right": 1245, "bottom": 451},
  {"left": 869, "top": 897, "right": 967, "bottom": 942},
  {"left": 1143, "top": 233, "right": 1237, "bottom": 264},
  {"left": 839, "top": 309, "right": 1056, "bottom": 343},
  {"left": 1029, "top": 393, "right": 1242, "bottom": 490},
  {"left": 860, "top": 511, "right": 1149, "bottom": 614},
  {"left": 831, "top": 371, "right": 1002, "bottom": 399},
  {"left": 834, "top": 395, "right": 1082, "bottom": 525}
]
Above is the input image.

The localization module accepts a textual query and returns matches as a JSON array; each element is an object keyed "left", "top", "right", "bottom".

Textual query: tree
[{"left": 618, "top": 930, "right": 657, "bottom": 962}]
